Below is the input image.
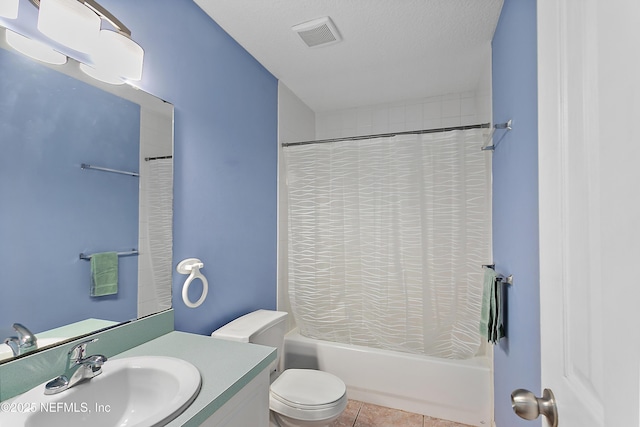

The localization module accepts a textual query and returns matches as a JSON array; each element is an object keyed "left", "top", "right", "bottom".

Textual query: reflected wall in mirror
[{"left": 0, "top": 27, "right": 174, "bottom": 363}]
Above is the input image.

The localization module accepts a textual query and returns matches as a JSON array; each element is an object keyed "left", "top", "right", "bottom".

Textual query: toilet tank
[{"left": 211, "top": 309, "right": 288, "bottom": 373}]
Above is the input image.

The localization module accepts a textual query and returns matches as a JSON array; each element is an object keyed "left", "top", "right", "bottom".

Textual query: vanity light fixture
[
  {"left": 37, "top": 0, "right": 101, "bottom": 53},
  {"left": 30, "top": 0, "right": 144, "bottom": 81},
  {"left": 91, "top": 29, "right": 144, "bottom": 81},
  {"left": 5, "top": 29, "right": 67, "bottom": 65},
  {"left": 0, "top": 0, "right": 19, "bottom": 19}
]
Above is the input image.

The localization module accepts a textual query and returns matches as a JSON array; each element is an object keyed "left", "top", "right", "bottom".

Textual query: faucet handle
[
  {"left": 3, "top": 337, "right": 19, "bottom": 356},
  {"left": 12, "top": 323, "right": 36, "bottom": 347},
  {"left": 68, "top": 338, "right": 98, "bottom": 363}
]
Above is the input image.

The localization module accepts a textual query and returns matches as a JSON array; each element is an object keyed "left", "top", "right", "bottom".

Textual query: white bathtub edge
[{"left": 284, "top": 329, "right": 493, "bottom": 427}]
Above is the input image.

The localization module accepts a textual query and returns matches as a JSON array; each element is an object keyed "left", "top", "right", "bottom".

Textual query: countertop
[{"left": 113, "top": 331, "right": 276, "bottom": 426}]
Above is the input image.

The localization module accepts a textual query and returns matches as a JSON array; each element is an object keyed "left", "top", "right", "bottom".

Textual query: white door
[{"left": 537, "top": 0, "right": 640, "bottom": 426}]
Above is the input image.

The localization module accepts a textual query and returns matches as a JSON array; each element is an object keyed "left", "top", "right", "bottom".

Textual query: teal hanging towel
[
  {"left": 90, "top": 252, "right": 118, "bottom": 297},
  {"left": 480, "top": 265, "right": 505, "bottom": 344},
  {"left": 480, "top": 266, "right": 496, "bottom": 339}
]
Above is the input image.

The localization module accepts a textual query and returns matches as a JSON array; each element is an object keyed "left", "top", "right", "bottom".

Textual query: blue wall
[
  {"left": 0, "top": 0, "right": 277, "bottom": 336},
  {"left": 0, "top": 47, "right": 140, "bottom": 333},
  {"left": 0, "top": 1, "right": 278, "bottom": 335},
  {"left": 98, "top": 0, "right": 279, "bottom": 335},
  {"left": 491, "top": 1, "right": 540, "bottom": 426}
]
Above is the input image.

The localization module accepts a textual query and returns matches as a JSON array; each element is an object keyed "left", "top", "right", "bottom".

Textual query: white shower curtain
[{"left": 284, "top": 129, "right": 491, "bottom": 359}]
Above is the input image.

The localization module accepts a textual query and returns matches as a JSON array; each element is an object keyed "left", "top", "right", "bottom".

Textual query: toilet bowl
[
  {"left": 211, "top": 310, "right": 347, "bottom": 427},
  {"left": 269, "top": 369, "right": 347, "bottom": 427}
]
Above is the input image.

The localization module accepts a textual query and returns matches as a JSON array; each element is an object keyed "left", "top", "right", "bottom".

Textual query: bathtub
[{"left": 283, "top": 329, "right": 492, "bottom": 427}]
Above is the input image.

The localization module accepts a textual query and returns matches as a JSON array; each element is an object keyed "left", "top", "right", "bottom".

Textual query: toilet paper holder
[{"left": 176, "top": 258, "right": 209, "bottom": 308}]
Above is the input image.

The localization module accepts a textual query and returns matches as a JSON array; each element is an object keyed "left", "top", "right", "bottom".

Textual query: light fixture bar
[
  {"left": 28, "top": 0, "right": 130, "bottom": 35},
  {"left": 82, "top": 0, "right": 130, "bottom": 36}
]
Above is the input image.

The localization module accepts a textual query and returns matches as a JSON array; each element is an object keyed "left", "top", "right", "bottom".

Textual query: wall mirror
[{"left": 0, "top": 25, "right": 174, "bottom": 364}]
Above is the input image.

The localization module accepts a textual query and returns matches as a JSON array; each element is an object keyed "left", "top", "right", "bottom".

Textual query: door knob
[{"left": 511, "top": 388, "right": 558, "bottom": 427}]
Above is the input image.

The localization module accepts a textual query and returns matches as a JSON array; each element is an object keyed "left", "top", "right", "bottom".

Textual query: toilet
[{"left": 211, "top": 309, "right": 347, "bottom": 427}]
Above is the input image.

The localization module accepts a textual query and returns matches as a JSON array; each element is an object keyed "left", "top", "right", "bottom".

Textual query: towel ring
[{"left": 177, "top": 258, "right": 209, "bottom": 308}]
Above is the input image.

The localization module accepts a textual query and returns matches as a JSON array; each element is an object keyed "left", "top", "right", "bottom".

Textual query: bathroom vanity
[
  {"left": 0, "top": 310, "right": 276, "bottom": 427},
  {"left": 117, "top": 332, "right": 274, "bottom": 427}
]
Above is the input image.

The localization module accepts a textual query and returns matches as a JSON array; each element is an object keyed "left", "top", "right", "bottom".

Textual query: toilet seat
[{"left": 269, "top": 369, "right": 347, "bottom": 422}]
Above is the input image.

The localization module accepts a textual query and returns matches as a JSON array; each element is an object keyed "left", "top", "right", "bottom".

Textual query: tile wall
[{"left": 316, "top": 91, "right": 491, "bottom": 140}]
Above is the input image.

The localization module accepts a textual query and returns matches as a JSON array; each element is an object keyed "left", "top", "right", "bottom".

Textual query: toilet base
[{"left": 270, "top": 410, "right": 342, "bottom": 427}]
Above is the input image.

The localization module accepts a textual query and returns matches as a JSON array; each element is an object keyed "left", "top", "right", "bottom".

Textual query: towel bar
[
  {"left": 497, "top": 274, "right": 514, "bottom": 285},
  {"left": 482, "top": 264, "right": 514, "bottom": 286},
  {"left": 80, "top": 249, "right": 139, "bottom": 260},
  {"left": 81, "top": 163, "right": 139, "bottom": 177}
]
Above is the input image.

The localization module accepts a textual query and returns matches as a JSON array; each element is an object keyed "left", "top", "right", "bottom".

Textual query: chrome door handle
[{"left": 511, "top": 388, "right": 558, "bottom": 427}]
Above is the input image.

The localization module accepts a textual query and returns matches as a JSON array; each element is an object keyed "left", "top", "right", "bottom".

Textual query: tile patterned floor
[{"left": 330, "top": 400, "right": 474, "bottom": 427}]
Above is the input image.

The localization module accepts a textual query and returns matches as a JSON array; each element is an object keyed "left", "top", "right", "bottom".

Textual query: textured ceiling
[{"left": 194, "top": 0, "right": 504, "bottom": 112}]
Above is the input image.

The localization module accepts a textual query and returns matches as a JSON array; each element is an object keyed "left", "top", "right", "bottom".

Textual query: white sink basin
[
  {"left": 0, "top": 356, "right": 201, "bottom": 427},
  {"left": 0, "top": 338, "right": 66, "bottom": 361}
]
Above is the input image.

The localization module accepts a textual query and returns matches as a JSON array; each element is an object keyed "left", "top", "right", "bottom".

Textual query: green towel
[
  {"left": 493, "top": 275, "right": 505, "bottom": 343},
  {"left": 90, "top": 252, "right": 118, "bottom": 297},
  {"left": 479, "top": 266, "right": 496, "bottom": 339}
]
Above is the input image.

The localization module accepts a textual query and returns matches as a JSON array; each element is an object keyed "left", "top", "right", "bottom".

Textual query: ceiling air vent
[{"left": 292, "top": 16, "right": 342, "bottom": 48}]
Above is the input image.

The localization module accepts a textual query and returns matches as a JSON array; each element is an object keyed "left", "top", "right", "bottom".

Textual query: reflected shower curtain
[
  {"left": 146, "top": 158, "right": 173, "bottom": 312},
  {"left": 284, "top": 129, "right": 491, "bottom": 359}
]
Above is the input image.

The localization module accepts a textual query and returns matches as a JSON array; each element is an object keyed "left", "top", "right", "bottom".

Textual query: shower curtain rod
[{"left": 282, "top": 122, "right": 491, "bottom": 147}]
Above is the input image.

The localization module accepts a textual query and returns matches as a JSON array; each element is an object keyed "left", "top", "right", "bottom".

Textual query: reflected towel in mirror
[{"left": 90, "top": 252, "right": 118, "bottom": 297}]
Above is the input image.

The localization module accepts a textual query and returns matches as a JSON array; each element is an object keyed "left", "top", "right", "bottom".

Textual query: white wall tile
[
  {"left": 422, "top": 101, "right": 441, "bottom": 122},
  {"left": 441, "top": 93, "right": 460, "bottom": 101},
  {"left": 442, "top": 116, "right": 461, "bottom": 127},
  {"left": 461, "top": 115, "right": 478, "bottom": 127},
  {"left": 461, "top": 97, "right": 477, "bottom": 117},
  {"left": 389, "top": 104, "right": 405, "bottom": 124},
  {"left": 357, "top": 108, "right": 373, "bottom": 128},
  {"left": 371, "top": 108, "right": 389, "bottom": 134},
  {"left": 389, "top": 121, "right": 406, "bottom": 133},
  {"left": 326, "top": 113, "right": 342, "bottom": 136},
  {"left": 460, "top": 90, "right": 476, "bottom": 99},
  {"left": 314, "top": 87, "right": 492, "bottom": 143},
  {"left": 442, "top": 97, "right": 461, "bottom": 118},
  {"left": 279, "top": 82, "right": 315, "bottom": 144},
  {"left": 315, "top": 114, "right": 329, "bottom": 139},
  {"left": 356, "top": 107, "right": 373, "bottom": 135},
  {"left": 341, "top": 108, "right": 357, "bottom": 137},
  {"left": 423, "top": 118, "right": 442, "bottom": 129},
  {"left": 405, "top": 103, "right": 422, "bottom": 125},
  {"left": 342, "top": 108, "right": 357, "bottom": 129}
]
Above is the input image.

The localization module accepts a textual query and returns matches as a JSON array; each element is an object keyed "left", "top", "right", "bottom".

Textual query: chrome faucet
[
  {"left": 3, "top": 323, "right": 37, "bottom": 356},
  {"left": 44, "top": 338, "right": 107, "bottom": 395}
]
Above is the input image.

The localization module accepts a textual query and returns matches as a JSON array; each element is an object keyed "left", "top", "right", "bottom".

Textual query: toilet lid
[{"left": 270, "top": 369, "right": 346, "bottom": 408}]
